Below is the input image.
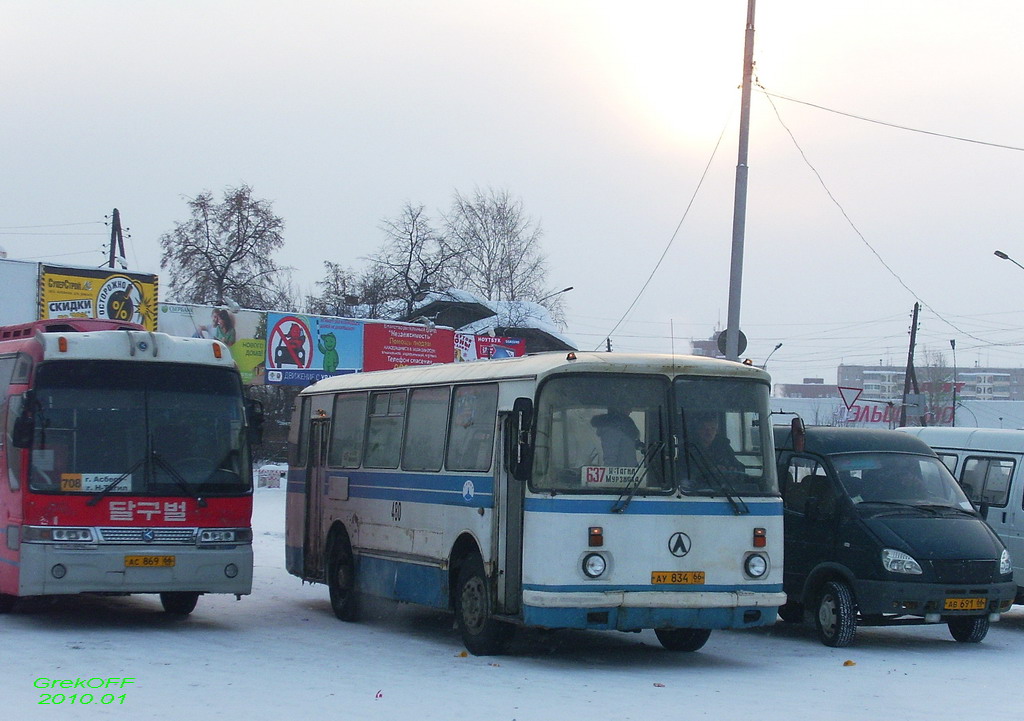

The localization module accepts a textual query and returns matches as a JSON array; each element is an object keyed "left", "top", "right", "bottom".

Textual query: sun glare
[{"left": 591, "top": 5, "right": 747, "bottom": 148}]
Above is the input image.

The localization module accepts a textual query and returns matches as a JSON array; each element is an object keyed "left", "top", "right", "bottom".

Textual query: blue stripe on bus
[
  {"left": 0, "top": 556, "right": 19, "bottom": 568},
  {"left": 522, "top": 604, "right": 775, "bottom": 630},
  {"left": 287, "top": 469, "right": 494, "bottom": 508},
  {"left": 523, "top": 582, "right": 783, "bottom": 593},
  {"left": 524, "top": 497, "right": 782, "bottom": 515}
]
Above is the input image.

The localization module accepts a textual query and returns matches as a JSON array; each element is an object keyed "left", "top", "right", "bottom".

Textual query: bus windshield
[
  {"left": 25, "top": 360, "right": 250, "bottom": 496},
  {"left": 531, "top": 374, "right": 777, "bottom": 497}
]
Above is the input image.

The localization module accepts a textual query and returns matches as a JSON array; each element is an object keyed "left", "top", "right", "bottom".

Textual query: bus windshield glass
[
  {"left": 531, "top": 374, "right": 671, "bottom": 493},
  {"left": 675, "top": 378, "right": 777, "bottom": 496},
  {"left": 25, "top": 360, "right": 250, "bottom": 496}
]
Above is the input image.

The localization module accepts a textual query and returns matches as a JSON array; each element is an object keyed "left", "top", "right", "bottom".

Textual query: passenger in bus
[{"left": 590, "top": 408, "right": 641, "bottom": 467}]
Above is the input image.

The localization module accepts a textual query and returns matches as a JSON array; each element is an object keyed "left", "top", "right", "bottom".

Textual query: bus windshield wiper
[
  {"left": 686, "top": 444, "right": 749, "bottom": 516},
  {"left": 86, "top": 455, "right": 148, "bottom": 506},
  {"left": 611, "top": 441, "right": 665, "bottom": 513},
  {"left": 151, "top": 451, "right": 208, "bottom": 507}
]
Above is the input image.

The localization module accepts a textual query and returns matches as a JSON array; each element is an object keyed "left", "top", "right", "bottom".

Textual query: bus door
[
  {"left": 496, "top": 405, "right": 528, "bottom": 615},
  {"left": 303, "top": 418, "right": 331, "bottom": 581}
]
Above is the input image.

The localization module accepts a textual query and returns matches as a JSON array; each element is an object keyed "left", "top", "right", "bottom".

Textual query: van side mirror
[
  {"left": 507, "top": 397, "right": 534, "bottom": 481},
  {"left": 245, "top": 397, "right": 265, "bottom": 446}
]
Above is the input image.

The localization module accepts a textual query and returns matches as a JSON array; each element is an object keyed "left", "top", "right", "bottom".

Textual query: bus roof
[
  {"left": 33, "top": 328, "right": 238, "bottom": 369},
  {"left": 300, "top": 351, "right": 770, "bottom": 396}
]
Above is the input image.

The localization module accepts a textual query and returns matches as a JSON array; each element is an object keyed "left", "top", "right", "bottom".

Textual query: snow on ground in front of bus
[{"left": 3, "top": 488, "right": 1023, "bottom": 721}]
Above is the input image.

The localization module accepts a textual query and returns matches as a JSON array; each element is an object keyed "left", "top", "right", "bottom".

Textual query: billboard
[
  {"left": 454, "top": 332, "right": 526, "bottom": 361},
  {"left": 264, "top": 312, "right": 363, "bottom": 386},
  {"left": 0, "top": 258, "right": 39, "bottom": 325},
  {"left": 363, "top": 322, "right": 455, "bottom": 371},
  {"left": 39, "top": 265, "right": 158, "bottom": 330},
  {"left": 158, "top": 303, "right": 268, "bottom": 385}
]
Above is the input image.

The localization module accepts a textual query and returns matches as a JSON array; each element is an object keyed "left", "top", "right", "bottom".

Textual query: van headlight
[
  {"left": 882, "top": 548, "right": 923, "bottom": 575},
  {"left": 1000, "top": 549, "right": 1012, "bottom": 576}
]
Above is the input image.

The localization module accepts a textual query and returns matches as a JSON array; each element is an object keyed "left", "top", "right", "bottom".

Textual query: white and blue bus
[{"left": 285, "top": 352, "right": 784, "bottom": 654}]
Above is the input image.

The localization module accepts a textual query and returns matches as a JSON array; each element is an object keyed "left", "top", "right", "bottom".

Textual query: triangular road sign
[{"left": 838, "top": 386, "right": 862, "bottom": 410}]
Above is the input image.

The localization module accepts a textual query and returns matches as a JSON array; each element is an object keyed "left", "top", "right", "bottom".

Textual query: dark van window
[
  {"left": 784, "top": 457, "right": 829, "bottom": 513},
  {"left": 403, "top": 387, "right": 450, "bottom": 472},
  {"left": 328, "top": 393, "right": 367, "bottom": 468},
  {"left": 961, "top": 457, "right": 1014, "bottom": 507},
  {"left": 365, "top": 391, "right": 406, "bottom": 469}
]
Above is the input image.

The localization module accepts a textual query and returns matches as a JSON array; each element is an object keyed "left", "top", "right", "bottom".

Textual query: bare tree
[
  {"left": 363, "top": 202, "right": 461, "bottom": 317},
  {"left": 305, "top": 261, "right": 361, "bottom": 317},
  {"left": 160, "top": 185, "right": 293, "bottom": 309}
]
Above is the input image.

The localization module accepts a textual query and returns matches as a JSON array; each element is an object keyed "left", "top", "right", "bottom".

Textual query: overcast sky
[{"left": 3, "top": 1, "right": 1023, "bottom": 386}]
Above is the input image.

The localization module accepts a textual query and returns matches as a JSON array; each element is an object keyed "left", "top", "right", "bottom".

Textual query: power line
[{"left": 0, "top": 221, "right": 104, "bottom": 230}]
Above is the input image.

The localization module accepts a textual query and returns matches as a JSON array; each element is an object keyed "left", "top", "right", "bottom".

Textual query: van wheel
[
  {"left": 815, "top": 581, "right": 856, "bottom": 647},
  {"left": 777, "top": 601, "right": 804, "bottom": 623},
  {"left": 948, "top": 615, "right": 989, "bottom": 643},
  {"left": 455, "top": 555, "right": 513, "bottom": 655},
  {"left": 654, "top": 628, "right": 712, "bottom": 652},
  {"left": 327, "top": 534, "right": 359, "bottom": 622},
  {"left": 160, "top": 592, "right": 199, "bottom": 616}
]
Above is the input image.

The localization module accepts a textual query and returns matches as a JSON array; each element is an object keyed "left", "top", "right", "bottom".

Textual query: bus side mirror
[
  {"left": 508, "top": 397, "right": 534, "bottom": 482},
  {"left": 245, "top": 398, "right": 265, "bottom": 446},
  {"left": 11, "top": 391, "right": 35, "bottom": 449}
]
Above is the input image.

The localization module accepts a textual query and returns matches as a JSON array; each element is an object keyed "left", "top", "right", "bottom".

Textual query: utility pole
[
  {"left": 899, "top": 303, "right": 922, "bottom": 427},
  {"left": 106, "top": 208, "right": 128, "bottom": 270},
  {"left": 950, "top": 339, "right": 957, "bottom": 427},
  {"left": 724, "top": 0, "right": 756, "bottom": 361}
]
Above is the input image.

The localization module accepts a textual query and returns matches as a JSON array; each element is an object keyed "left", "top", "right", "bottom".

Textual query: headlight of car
[
  {"left": 1000, "top": 549, "right": 1012, "bottom": 576},
  {"left": 881, "top": 548, "right": 923, "bottom": 575}
]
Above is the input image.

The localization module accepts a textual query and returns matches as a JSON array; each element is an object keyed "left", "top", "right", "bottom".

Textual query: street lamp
[
  {"left": 994, "top": 250, "right": 1024, "bottom": 272},
  {"left": 537, "top": 286, "right": 573, "bottom": 304},
  {"left": 762, "top": 342, "right": 782, "bottom": 369},
  {"left": 949, "top": 339, "right": 957, "bottom": 427}
]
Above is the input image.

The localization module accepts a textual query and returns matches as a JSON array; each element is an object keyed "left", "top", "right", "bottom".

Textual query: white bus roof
[
  {"left": 37, "top": 329, "right": 238, "bottom": 369},
  {"left": 301, "top": 352, "right": 769, "bottom": 396},
  {"left": 898, "top": 426, "right": 1024, "bottom": 454}
]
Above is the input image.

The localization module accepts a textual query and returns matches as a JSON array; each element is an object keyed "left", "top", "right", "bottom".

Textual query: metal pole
[
  {"left": 725, "top": 0, "right": 756, "bottom": 360},
  {"left": 950, "top": 339, "right": 957, "bottom": 427}
]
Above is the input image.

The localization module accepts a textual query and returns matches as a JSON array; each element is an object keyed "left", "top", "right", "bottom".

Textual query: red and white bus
[{"left": 0, "top": 319, "right": 259, "bottom": 615}]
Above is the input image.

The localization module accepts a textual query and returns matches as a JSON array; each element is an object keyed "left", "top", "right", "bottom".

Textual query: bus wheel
[
  {"left": 0, "top": 593, "right": 16, "bottom": 614},
  {"left": 327, "top": 535, "right": 358, "bottom": 622},
  {"left": 455, "top": 555, "right": 512, "bottom": 656},
  {"left": 948, "top": 615, "right": 989, "bottom": 643},
  {"left": 815, "top": 581, "right": 856, "bottom": 647},
  {"left": 654, "top": 628, "right": 712, "bottom": 652},
  {"left": 160, "top": 592, "right": 199, "bottom": 616}
]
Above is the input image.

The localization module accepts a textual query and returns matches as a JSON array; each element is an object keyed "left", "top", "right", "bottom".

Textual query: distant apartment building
[
  {"left": 837, "top": 365, "right": 1023, "bottom": 401},
  {"left": 773, "top": 378, "right": 839, "bottom": 398}
]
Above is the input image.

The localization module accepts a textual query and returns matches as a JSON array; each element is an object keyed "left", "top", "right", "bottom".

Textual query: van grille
[
  {"left": 929, "top": 559, "right": 998, "bottom": 584},
  {"left": 98, "top": 528, "right": 197, "bottom": 544}
]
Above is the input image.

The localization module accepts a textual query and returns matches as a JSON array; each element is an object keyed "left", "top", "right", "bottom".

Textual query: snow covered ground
[{"left": 4, "top": 488, "right": 1023, "bottom": 721}]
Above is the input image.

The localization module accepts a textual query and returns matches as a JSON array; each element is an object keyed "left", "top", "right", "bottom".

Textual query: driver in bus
[
  {"left": 590, "top": 408, "right": 641, "bottom": 467},
  {"left": 685, "top": 411, "right": 744, "bottom": 485}
]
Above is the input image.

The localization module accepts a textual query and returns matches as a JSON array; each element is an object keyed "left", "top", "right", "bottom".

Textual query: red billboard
[{"left": 363, "top": 323, "right": 455, "bottom": 371}]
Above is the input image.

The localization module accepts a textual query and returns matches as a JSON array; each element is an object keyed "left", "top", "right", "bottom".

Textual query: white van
[{"left": 898, "top": 427, "right": 1024, "bottom": 602}]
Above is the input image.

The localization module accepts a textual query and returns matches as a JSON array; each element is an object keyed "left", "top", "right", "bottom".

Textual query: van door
[
  {"left": 782, "top": 455, "right": 838, "bottom": 599},
  {"left": 303, "top": 418, "right": 331, "bottom": 581},
  {"left": 961, "top": 454, "right": 1023, "bottom": 587}
]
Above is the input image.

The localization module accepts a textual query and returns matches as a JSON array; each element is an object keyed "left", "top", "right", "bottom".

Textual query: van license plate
[
  {"left": 124, "top": 555, "right": 176, "bottom": 568},
  {"left": 944, "top": 597, "right": 987, "bottom": 611},
  {"left": 651, "top": 571, "right": 705, "bottom": 585}
]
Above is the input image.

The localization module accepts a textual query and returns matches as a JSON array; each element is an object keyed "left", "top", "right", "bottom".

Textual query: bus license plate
[
  {"left": 944, "top": 597, "right": 987, "bottom": 611},
  {"left": 651, "top": 571, "right": 705, "bottom": 585},
  {"left": 124, "top": 555, "right": 176, "bottom": 568}
]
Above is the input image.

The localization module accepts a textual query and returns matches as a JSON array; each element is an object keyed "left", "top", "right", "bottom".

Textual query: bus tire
[
  {"left": 455, "top": 555, "right": 512, "bottom": 655},
  {"left": 654, "top": 628, "right": 712, "bottom": 652},
  {"left": 948, "top": 615, "right": 989, "bottom": 643},
  {"left": 815, "top": 580, "right": 856, "bottom": 647},
  {"left": 160, "top": 592, "right": 199, "bottom": 616},
  {"left": 327, "top": 534, "right": 358, "bottom": 622}
]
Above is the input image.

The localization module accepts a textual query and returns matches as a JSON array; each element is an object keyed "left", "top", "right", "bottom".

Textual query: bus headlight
[
  {"left": 23, "top": 527, "right": 94, "bottom": 543},
  {"left": 198, "top": 528, "right": 253, "bottom": 545},
  {"left": 881, "top": 548, "right": 923, "bottom": 575},
  {"left": 1000, "top": 549, "right": 1012, "bottom": 576},
  {"left": 744, "top": 553, "right": 769, "bottom": 578},
  {"left": 582, "top": 553, "right": 607, "bottom": 578}
]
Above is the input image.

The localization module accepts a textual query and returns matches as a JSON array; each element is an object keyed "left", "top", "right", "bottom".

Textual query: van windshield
[{"left": 831, "top": 453, "right": 973, "bottom": 511}]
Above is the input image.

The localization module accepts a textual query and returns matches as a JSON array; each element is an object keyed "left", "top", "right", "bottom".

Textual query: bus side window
[
  {"left": 447, "top": 384, "right": 498, "bottom": 473},
  {"left": 365, "top": 391, "right": 406, "bottom": 469},
  {"left": 328, "top": 393, "right": 367, "bottom": 469}
]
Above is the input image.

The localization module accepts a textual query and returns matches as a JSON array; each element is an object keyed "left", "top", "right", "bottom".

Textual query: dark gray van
[{"left": 774, "top": 423, "right": 1015, "bottom": 647}]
